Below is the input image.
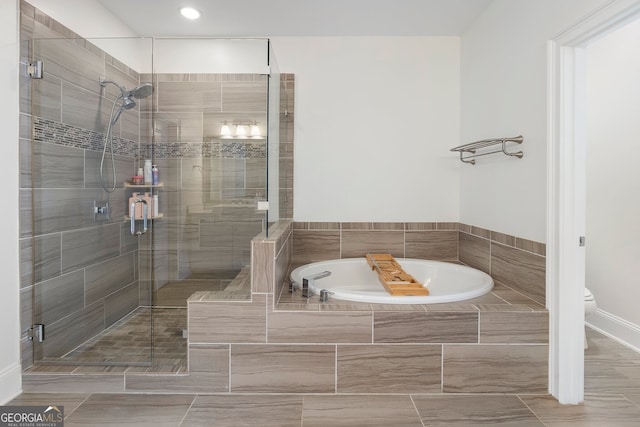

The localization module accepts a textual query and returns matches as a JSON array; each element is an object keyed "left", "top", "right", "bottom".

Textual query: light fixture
[
  {"left": 220, "top": 122, "right": 231, "bottom": 137},
  {"left": 180, "top": 7, "right": 201, "bottom": 20},
  {"left": 250, "top": 122, "right": 261, "bottom": 137},
  {"left": 219, "top": 121, "right": 264, "bottom": 139},
  {"left": 235, "top": 124, "right": 247, "bottom": 137}
]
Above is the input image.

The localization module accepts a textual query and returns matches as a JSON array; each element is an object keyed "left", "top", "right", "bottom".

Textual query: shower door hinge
[
  {"left": 27, "top": 60, "right": 43, "bottom": 79},
  {"left": 29, "top": 324, "right": 45, "bottom": 343},
  {"left": 579, "top": 236, "right": 586, "bottom": 247}
]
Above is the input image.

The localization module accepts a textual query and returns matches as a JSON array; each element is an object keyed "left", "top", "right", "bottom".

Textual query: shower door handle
[{"left": 130, "top": 199, "right": 148, "bottom": 236}]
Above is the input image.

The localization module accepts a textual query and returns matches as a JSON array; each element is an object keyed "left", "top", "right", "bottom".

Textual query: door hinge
[
  {"left": 27, "top": 60, "right": 43, "bottom": 79},
  {"left": 579, "top": 236, "right": 586, "bottom": 247},
  {"left": 29, "top": 324, "right": 45, "bottom": 342}
]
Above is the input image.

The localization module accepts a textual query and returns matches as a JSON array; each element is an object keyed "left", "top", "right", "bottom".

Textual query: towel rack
[{"left": 450, "top": 135, "right": 524, "bottom": 165}]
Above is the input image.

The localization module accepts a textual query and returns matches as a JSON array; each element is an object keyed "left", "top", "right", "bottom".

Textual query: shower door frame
[{"left": 26, "top": 35, "right": 156, "bottom": 367}]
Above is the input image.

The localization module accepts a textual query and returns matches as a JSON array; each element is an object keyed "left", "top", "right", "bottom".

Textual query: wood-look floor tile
[
  {"left": 21, "top": 374, "right": 124, "bottom": 393},
  {"left": 411, "top": 395, "right": 543, "bottom": 426},
  {"left": 181, "top": 395, "right": 303, "bottom": 427},
  {"left": 7, "top": 393, "right": 88, "bottom": 418},
  {"left": 64, "top": 393, "right": 194, "bottom": 427},
  {"left": 302, "top": 395, "right": 422, "bottom": 427},
  {"left": 521, "top": 394, "right": 640, "bottom": 426}
]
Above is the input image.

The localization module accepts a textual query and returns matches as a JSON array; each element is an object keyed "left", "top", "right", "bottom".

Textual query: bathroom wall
[
  {"left": 0, "top": 0, "right": 22, "bottom": 405},
  {"left": 19, "top": 2, "right": 143, "bottom": 365},
  {"left": 137, "top": 71, "right": 269, "bottom": 290},
  {"left": 585, "top": 18, "right": 640, "bottom": 347},
  {"left": 271, "top": 36, "right": 461, "bottom": 223},
  {"left": 459, "top": 0, "right": 610, "bottom": 243}
]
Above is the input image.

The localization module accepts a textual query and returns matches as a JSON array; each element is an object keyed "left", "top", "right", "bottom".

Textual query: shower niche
[{"left": 20, "top": 21, "right": 280, "bottom": 369}]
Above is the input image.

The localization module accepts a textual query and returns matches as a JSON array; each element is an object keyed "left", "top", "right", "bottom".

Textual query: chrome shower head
[
  {"left": 129, "top": 82, "right": 153, "bottom": 99},
  {"left": 100, "top": 78, "right": 153, "bottom": 100}
]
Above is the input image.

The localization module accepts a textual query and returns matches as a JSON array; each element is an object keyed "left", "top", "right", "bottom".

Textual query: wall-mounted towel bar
[{"left": 450, "top": 135, "right": 524, "bottom": 165}]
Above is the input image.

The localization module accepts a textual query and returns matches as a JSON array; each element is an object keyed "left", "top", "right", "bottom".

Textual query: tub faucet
[{"left": 302, "top": 271, "right": 332, "bottom": 298}]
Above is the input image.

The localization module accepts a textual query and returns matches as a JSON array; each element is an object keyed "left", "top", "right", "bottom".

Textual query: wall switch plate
[{"left": 257, "top": 201, "right": 269, "bottom": 211}]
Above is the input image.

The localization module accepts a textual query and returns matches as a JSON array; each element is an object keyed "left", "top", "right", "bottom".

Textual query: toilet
[{"left": 584, "top": 288, "right": 597, "bottom": 349}]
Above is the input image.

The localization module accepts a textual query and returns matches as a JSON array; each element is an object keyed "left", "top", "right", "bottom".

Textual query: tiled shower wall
[
  {"left": 138, "top": 72, "right": 268, "bottom": 285},
  {"left": 18, "top": 1, "right": 295, "bottom": 368},
  {"left": 19, "top": 1, "right": 142, "bottom": 367},
  {"left": 135, "top": 71, "right": 293, "bottom": 286}
]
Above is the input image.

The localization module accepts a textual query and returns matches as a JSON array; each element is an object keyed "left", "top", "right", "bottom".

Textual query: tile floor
[
  {"left": 7, "top": 328, "right": 640, "bottom": 426},
  {"left": 32, "top": 308, "right": 187, "bottom": 373}
]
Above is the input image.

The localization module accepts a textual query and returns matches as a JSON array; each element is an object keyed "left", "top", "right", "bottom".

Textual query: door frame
[{"left": 547, "top": 0, "right": 640, "bottom": 404}]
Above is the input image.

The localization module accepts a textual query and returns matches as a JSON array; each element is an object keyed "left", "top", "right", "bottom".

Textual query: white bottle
[
  {"left": 153, "top": 194, "right": 159, "bottom": 217},
  {"left": 143, "top": 159, "right": 152, "bottom": 184}
]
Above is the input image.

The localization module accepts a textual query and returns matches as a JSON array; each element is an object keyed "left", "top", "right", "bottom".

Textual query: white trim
[
  {"left": 0, "top": 362, "right": 22, "bottom": 405},
  {"left": 547, "top": 0, "right": 640, "bottom": 405},
  {"left": 587, "top": 310, "right": 640, "bottom": 353}
]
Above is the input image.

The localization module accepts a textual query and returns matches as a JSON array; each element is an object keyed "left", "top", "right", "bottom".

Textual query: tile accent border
[{"left": 33, "top": 117, "right": 138, "bottom": 157}]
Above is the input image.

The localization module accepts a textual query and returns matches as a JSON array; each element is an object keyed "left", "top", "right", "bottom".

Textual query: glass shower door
[
  {"left": 150, "top": 38, "right": 269, "bottom": 308},
  {"left": 23, "top": 36, "right": 154, "bottom": 366}
]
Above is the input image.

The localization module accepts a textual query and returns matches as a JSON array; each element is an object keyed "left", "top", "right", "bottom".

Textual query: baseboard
[
  {"left": 586, "top": 309, "right": 640, "bottom": 353},
  {"left": 0, "top": 362, "right": 22, "bottom": 405}
]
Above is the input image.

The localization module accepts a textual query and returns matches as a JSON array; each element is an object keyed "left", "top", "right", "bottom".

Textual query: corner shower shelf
[
  {"left": 450, "top": 135, "right": 524, "bottom": 165},
  {"left": 124, "top": 182, "right": 164, "bottom": 188}
]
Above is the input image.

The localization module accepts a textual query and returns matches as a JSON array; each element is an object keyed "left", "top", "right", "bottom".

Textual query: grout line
[
  {"left": 409, "top": 395, "right": 426, "bottom": 427},
  {"left": 440, "top": 344, "right": 444, "bottom": 394},
  {"left": 228, "top": 344, "right": 232, "bottom": 393},
  {"left": 63, "top": 393, "right": 92, "bottom": 421},
  {"left": 178, "top": 394, "right": 198, "bottom": 427},
  {"left": 334, "top": 344, "right": 338, "bottom": 394}
]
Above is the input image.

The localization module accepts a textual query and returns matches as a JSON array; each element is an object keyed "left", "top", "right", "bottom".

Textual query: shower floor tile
[{"left": 35, "top": 307, "right": 187, "bottom": 373}]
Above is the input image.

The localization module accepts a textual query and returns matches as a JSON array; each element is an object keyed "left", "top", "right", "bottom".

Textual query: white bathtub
[{"left": 290, "top": 258, "right": 493, "bottom": 304}]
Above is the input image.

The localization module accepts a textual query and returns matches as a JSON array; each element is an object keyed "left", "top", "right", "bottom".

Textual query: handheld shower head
[{"left": 121, "top": 96, "right": 137, "bottom": 110}]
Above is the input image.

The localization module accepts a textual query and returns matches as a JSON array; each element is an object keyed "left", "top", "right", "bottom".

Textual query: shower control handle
[{"left": 130, "top": 198, "right": 148, "bottom": 236}]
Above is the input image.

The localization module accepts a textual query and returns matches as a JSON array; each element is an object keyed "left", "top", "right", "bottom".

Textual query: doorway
[{"left": 547, "top": 0, "right": 640, "bottom": 404}]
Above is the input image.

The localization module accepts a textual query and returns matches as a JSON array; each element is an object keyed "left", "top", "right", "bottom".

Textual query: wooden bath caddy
[{"left": 365, "top": 253, "right": 429, "bottom": 296}]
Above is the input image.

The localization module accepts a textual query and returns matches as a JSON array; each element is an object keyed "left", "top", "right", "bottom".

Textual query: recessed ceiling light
[{"left": 180, "top": 7, "right": 201, "bottom": 20}]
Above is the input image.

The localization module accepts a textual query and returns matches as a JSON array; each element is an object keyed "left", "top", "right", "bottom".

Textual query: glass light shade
[
  {"left": 235, "top": 125, "right": 247, "bottom": 137},
  {"left": 250, "top": 124, "right": 261, "bottom": 137},
  {"left": 220, "top": 123, "right": 231, "bottom": 137}
]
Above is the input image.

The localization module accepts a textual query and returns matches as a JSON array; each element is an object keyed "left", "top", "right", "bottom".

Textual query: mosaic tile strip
[
  {"left": 33, "top": 117, "right": 138, "bottom": 157},
  {"left": 141, "top": 141, "right": 266, "bottom": 159},
  {"left": 33, "top": 117, "right": 266, "bottom": 160}
]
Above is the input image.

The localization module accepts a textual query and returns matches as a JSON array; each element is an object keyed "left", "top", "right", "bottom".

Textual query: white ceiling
[{"left": 95, "top": 0, "right": 494, "bottom": 37}]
